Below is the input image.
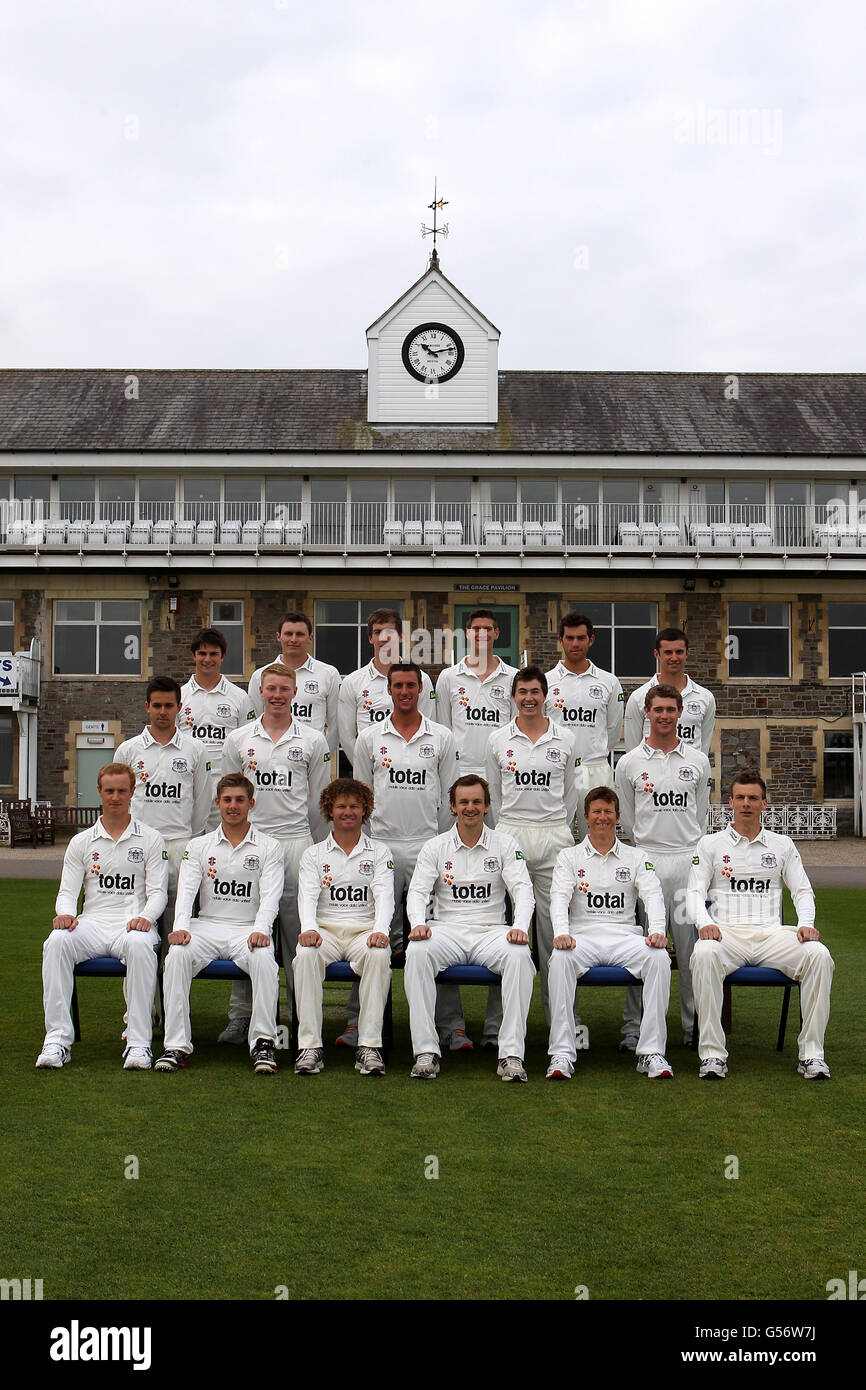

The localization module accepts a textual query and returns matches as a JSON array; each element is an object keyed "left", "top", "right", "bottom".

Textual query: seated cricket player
[
  {"left": 155, "top": 774, "right": 284, "bottom": 1075},
  {"left": 687, "top": 772, "right": 834, "bottom": 1080},
  {"left": 403, "top": 775, "right": 536, "bottom": 1082},
  {"left": 293, "top": 778, "right": 395, "bottom": 1077},
  {"left": 36, "top": 762, "right": 168, "bottom": 1071},
  {"left": 546, "top": 786, "right": 673, "bottom": 1080}
]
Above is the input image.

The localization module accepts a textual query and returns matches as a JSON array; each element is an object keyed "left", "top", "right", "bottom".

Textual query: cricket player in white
[
  {"left": 545, "top": 611, "right": 623, "bottom": 840},
  {"left": 179, "top": 627, "right": 256, "bottom": 831},
  {"left": 222, "top": 664, "right": 330, "bottom": 1020},
  {"left": 248, "top": 612, "right": 341, "bottom": 756},
  {"left": 36, "top": 762, "right": 168, "bottom": 1070},
  {"left": 115, "top": 676, "right": 213, "bottom": 943},
  {"left": 293, "top": 778, "right": 394, "bottom": 1077},
  {"left": 687, "top": 772, "right": 834, "bottom": 1080},
  {"left": 433, "top": 607, "right": 516, "bottom": 1048},
  {"left": 486, "top": 666, "right": 579, "bottom": 1019},
  {"left": 615, "top": 683, "right": 712, "bottom": 1045},
  {"left": 547, "top": 786, "right": 673, "bottom": 1080},
  {"left": 155, "top": 774, "right": 283, "bottom": 1074},
  {"left": 338, "top": 607, "right": 434, "bottom": 765},
  {"left": 624, "top": 627, "right": 715, "bottom": 754},
  {"left": 404, "top": 775, "right": 536, "bottom": 1081}
]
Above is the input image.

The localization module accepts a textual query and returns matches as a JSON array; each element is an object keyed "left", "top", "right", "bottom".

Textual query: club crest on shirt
[
  {"left": 172, "top": 758, "right": 188, "bottom": 774},
  {"left": 686, "top": 701, "right": 701, "bottom": 715},
  {"left": 678, "top": 766, "right": 697, "bottom": 782},
  {"left": 358, "top": 859, "right": 374, "bottom": 876},
  {"left": 305, "top": 681, "right": 319, "bottom": 694},
  {"left": 588, "top": 685, "right": 603, "bottom": 700},
  {"left": 761, "top": 854, "right": 777, "bottom": 868},
  {"left": 287, "top": 747, "right": 304, "bottom": 761},
  {"left": 127, "top": 848, "right": 144, "bottom": 863},
  {"left": 483, "top": 856, "right": 500, "bottom": 873},
  {"left": 243, "top": 855, "right": 260, "bottom": 871},
  {"left": 418, "top": 744, "right": 435, "bottom": 758},
  {"left": 216, "top": 703, "right": 232, "bottom": 719},
  {"left": 545, "top": 748, "right": 563, "bottom": 763},
  {"left": 615, "top": 867, "right": 631, "bottom": 882},
  {"left": 490, "top": 686, "right": 506, "bottom": 700}
]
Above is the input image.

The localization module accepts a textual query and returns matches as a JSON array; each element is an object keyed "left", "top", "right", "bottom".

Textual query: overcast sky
[{"left": 1, "top": 0, "right": 864, "bottom": 372}]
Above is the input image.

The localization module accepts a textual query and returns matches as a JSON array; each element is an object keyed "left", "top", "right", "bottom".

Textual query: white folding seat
[
  {"left": 106, "top": 521, "right": 129, "bottom": 547},
  {"left": 46, "top": 520, "right": 68, "bottom": 545},
  {"left": 483, "top": 520, "right": 503, "bottom": 547},
  {"left": 262, "top": 519, "right": 284, "bottom": 546},
  {"left": 618, "top": 522, "right": 640, "bottom": 547},
  {"left": 153, "top": 520, "right": 174, "bottom": 547},
  {"left": 752, "top": 524, "right": 773, "bottom": 550},
  {"left": 857, "top": 525, "right": 866, "bottom": 548},
  {"left": 174, "top": 520, "right": 196, "bottom": 545},
  {"left": 67, "top": 519, "right": 88, "bottom": 547},
  {"left": 130, "top": 520, "right": 153, "bottom": 546},
  {"left": 403, "top": 520, "right": 423, "bottom": 545},
  {"left": 196, "top": 520, "right": 217, "bottom": 546},
  {"left": 639, "top": 522, "right": 659, "bottom": 549},
  {"left": 543, "top": 520, "right": 564, "bottom": 547},
  {"left": 838, "top": 524, "right": 857, "bottom": 549},
  {"left": 503, "top": 521, "right": 523, "bottom": 548},
  {"left": 241, "top": 520, "right": 263, "bottom": 547},
  {"left": 383, "top": 520, "right": 403, "bottom": 547},
  {"left": 220, "top": 520, "right": 242, "bottom": 545},
  {"left": 712, "top": 524, "right": 733, "bottom": 548},
  {"left": 732, "top": 524, "right": 752, "bottom": 550},
  {"left": 25, "top": 521, "right": 45, "bottom": 546},
  {"left": 443, "top": 519, "right": 464, "bottom": 546},
  {"left": 523, "top": 521, "right": 544, "bottom": 547},
  {"left": 659, "top": 523, "right": 681, "bottom": 548},
  {"left": 690, "top": 523, "right": 712, "bottom": 550},
  {"left": 423, "top": 519, "right": 443, "bottom": 547},
  {"left": 86, "top": 521, "right": 107, "bottom": 546},
  {"left": 6, "top": 521, "right": 27, "bottom": 544},
  {"left": 283, "top": 521, "right": 305, "bottom": 547}
]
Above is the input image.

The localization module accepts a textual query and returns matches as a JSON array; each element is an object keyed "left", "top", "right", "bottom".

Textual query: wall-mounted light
[{"left": 683, "top": 577, "right": 696, "bottom": 592}]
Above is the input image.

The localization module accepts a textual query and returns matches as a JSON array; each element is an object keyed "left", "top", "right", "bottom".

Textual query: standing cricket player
[
  {"left": 36, "top": 762, "right": 167, "bottom": 1070},
  {"left": 248, "top": 612, "right": 341, "bottom": 757},
  {"left": 337, "top": 608, "right": 433, "bottom": 766},
  {"left": 688, "top": 772, "right": 833, "bottom": 1080},
  {"left": 546, "top": 786, "right": 672, "bottom": 1080},
  {"left": 155, "top": 773, "right": 283, "bottom": 1075},
  {"left": 615, "top": 683, "right": 712, "bottom": 1046},
  {"left": 404, "top": 775, "right": 536, "bottom": 1082},
  {"left": 624, "top": 627, "right": 715, "bottom": 754},
  {"left": 293, "top": 778, "right": 395, "bottom": 1077},
  {"left": 179, "top": 627, "right": 256, "bottom": 831}
]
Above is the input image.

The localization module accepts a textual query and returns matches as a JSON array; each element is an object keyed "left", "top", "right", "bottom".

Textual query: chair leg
[
  {"left": 71, "top": 978, "right": 81, "bottom": 1043},
  {"left": 721, "top": 981, "right": 733, "bottom": 1035},
  {"left": 384, "top": 982, "right": 394, "bottom": 1054}
]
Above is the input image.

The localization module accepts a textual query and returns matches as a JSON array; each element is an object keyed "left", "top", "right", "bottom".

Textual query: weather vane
[{"left": 421, "top": 179, "right": 449, "bottom": 265}]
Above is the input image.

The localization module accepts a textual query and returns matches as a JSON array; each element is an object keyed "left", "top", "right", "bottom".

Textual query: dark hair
[
  {"left": 386, "top": 661, "right": 422, "bottom": 689},
  {"left": 655, "top": 627, "right": 689, "bottom": 651},
  {"left": 146, "top": 676, "right": 181, "bottom": 704},
  {"left": 559, "top": 612, "right": 594, "bottom": 639},
  {"left": 465, "top": 608, "right": 498, "bottom": 632},
  {"left": 216, "top": 773, "right": 255, "bottom": 801},
  {"left": 190, "top": 627, "right": 227, "bottom": 657},
  {"left": 367, "top": 608, "right": 401, "bottom": 639},
  {"left": 644, "top": 682, "right": 683, "bottom": 711},
  {"left": 584, "top": 785, "right": 619, "bottom": 816},
  {"left": 512, "top": 665, "right": 548, "bottom": 697},
  {"left": 729, "top": 771, "right": 767, "bottom": 798},
  {"left": 449, "top": 774, "right": 491, "bottom": 807},
  {"left": 321, "top": 777, "right": 374, "bottom": 821},
  {"left": 277, "top": 611, "right": 312, "bottom": 635}
]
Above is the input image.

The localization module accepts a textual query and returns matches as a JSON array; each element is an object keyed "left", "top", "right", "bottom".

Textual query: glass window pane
[
  {"left": 774, "top": 481, "right": 808, "bottom": 506},
  {"left": 100, "top": 601, "right": 140, "bottom": 622},
  {"left": 14, "top": 476, "right": 51, "bottom": 503},
  {"left": 728, "top": 482, "right": 766, "bottom": 505},
  {"left": 265, "top": 478, "right": 302, "bottom": 502},
  {"left": 587, "top": 628, "right": 611, "bottom": 670},
  {"left": 311, "top": 478, "right": 346, "bottom": 503},
  {"left": 562, "top": 479, "right": 599, "bottom": 505},
  {"left": 351, "top": 478, "right": 388, "bottom": 503},
  {"left": 615, "top": 603, "right": 655, "bottom": 627},
  {"left": 0, "top": 713, "right": 13, "bottom": 784},
  {"left": 829, "top": 602, "right": 866, "bottom": 627},
  {"left": 615, "top": 628, "right": 656, "bottom": 678},
  {"left": 394, "top": 479, "right": 430, "bottom": 504},
  {"left": 603, "top": 480, "right": 639, "bottom": 504},
  {"left": 139, "top": 478, "right": 176, "bottom": 502},
  {"left": 99, "top": 476, "right": 135, "bottom": 502},
  {"left": 434, "top": 478, "right": 471, "bottom": 503},
  {"left": 59, "top": 478, "right": 95, "bottom": 500},
  {"left": 225, "top": 477, "right": 261, "bottom": 503},
  {"left": 0, "top": 625, "right": 13, "bottom": 651},
  {"left": 99, "top": 623, "right": 141, "bottom": 675},
  {"left": 520, "top": 477, "right": 556, "bottom": 504},
  {"left": 824, "top": 732, "right": 853, "bottom": 798},
  {"left": 54, "top": 626, "right": 97, "bottom": 674},
  {"left": 579, "top": 602, "right": 612, "bottom": 626},
  {"left": 729, "top": 602, "right": 787, "bottom": 626},
  {"left": 0, "top": 601, "right": 13, "bottom": 621},
  {"left": 184, "top": 478, "right": 220, "bottom": 503},
  {"left": 212, "top": 600, "right": 243, "bottom": 625},
  {"left": 55, "top": 601, "right": 95, "bottom": 622},
  {"left": 729, "top": 630, "right": 789, "bottom": 677},
  {"left": 315, "top": 625, "right": 359, "bottom": 674},
  {"left": 482, "top": 479, "right": 517, "bottom": 503},
  {"left": 316, "top": 600, "right": 358, "bottom": 624}
]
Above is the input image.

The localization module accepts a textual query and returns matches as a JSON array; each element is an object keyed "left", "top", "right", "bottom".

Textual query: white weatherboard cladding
[{"left": 369, "top": 283, "right": 497, "bottom": 424}]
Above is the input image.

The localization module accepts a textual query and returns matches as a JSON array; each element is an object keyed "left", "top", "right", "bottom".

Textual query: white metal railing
[
  {"left": 852, "top": 673, "right": 866, "bottom": 836},
  {"left": 707, "top": 803, "right": 837, "bottom": 838},
  {"left": 4, "top": 500, "right": 866, "bottom": 552}
]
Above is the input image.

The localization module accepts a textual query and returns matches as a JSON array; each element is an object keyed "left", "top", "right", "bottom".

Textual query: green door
[{"left": 454, "top": 605, "right": 520, "bottom": 668}]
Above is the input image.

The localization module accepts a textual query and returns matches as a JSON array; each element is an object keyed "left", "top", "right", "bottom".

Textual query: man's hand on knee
[
  {"left": 367, "top": 932, "right": 389, "bottom": 948},
  {"left": 298, "top": 930, "right": 322, "bottom": 947},
  {"left": 699, "top": 923, "right": 722, "bottom": 941},
  {"left": 125, "top": 917, "right": 153, "bottom": 933},
  {"left": 248, "top": 932, "right": 271, "bottom": 949},
  {"left": 408, "top": 924, "right": 431, "bottom": 941},
  {"left": 552, "top": 933, "right": 576, "bottom": 950},
  {"left": 507, "top": 928, "right": 529, "bottom": 945},
  {"left": 645, "top": 932, "right": 667, "bottom": 949},
  {"left": 52, "top": 915, "right": 78, "bottom": 931},
  {"left": 167, "top": 929, "right": 191, "bottom": 946},
  {"left": 797, "top": 925, "right": 820, "bottom": 943}
]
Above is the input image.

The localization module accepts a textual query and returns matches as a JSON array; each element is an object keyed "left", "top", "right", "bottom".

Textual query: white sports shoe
[
  {"left": 798, "top": 1057, "right": 831, "bottom": 1080},
  {"left": 355, "top": 1046, "right": 386, "bottom": 1076},
  {"left": 123, "top": 1046, "right": 153, "bottom": 1070},
  {"left": 637, "top": 1053, "right": 674, "bottom": 1079},
  {"left": 217, "top": 1018, "right": 250, "bottom": 1045},
  {"left": 410, "top": 1052, "right": 440, "bottom": 1079},
  {"left": 699, "top": 1056, "right": 728, "bottom": 1080},
  {"left": 36, "top": 1043, "right": 71, "bottom": 1069},
  {"left": 497, "top": 1056, "right": 528, "bottom": 1083},
  {"left": 546, "top": 1055, "right": 574, "bottom": 1080},
  {"left": 294, "top": 1047, "right": 324, "bottom": 1075}
]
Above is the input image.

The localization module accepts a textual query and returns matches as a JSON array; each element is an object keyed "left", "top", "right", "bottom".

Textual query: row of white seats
[
  {"left": 384, "top": 520, "right": 465, "bottom": 546},
  {"left": 4, "top": 519, "right": 308, "bottom": 548},
  {"left": 812, "top": 524, "right": 866, "bottom": 549},
  {"left": 617, "top": 522, "right": 776, "bottom": 550}
]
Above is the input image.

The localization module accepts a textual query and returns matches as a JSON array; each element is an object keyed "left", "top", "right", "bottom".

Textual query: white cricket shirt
[
  {"left": 55, "top": 817, "right": 168, "bottom": 927},
  {"left": 178, "top": 675, "right": 256, "bottom": 778},
  {"left": 338, "top": 662, "right": 435, "bottom": 763},
  {"left": 406, "top": 824, "right": 535, "bottom": 934},
  {"left": 550, "top": 837, "right": 665, "bottom": 937},
  {"left": 298, "top": 832, "right": 395, "bottom": 935},
  {"left": 486, "top": 720, "right": 579, "bottom": 825},
  {"left": 115, "top": 728, "right": 213, "bottom": 841},
  {"left": 248, "top": 654, "right": 341, "bottom": 756},
  {"left": 624, "top": 676, "right": 716, "bottom": 754},
  {"left": 174, "top": 823, "right": 285, "bottom": 937},
  {"left": 434, "top": 658, "right": 517, "bottom": 769},
  {"left": 615, "top": 740, "right": 712, "bottom": 853},
  {"left": 352, "top": 715, "right": 459, "bottom": 845},
  {"left": 686, "top": 824, "right": 815, "bottom": 931},
  {"left": 223, "top": 718, "right": 330, "bottom": 840},
  {"left": 544, "top": 660, "right": 624, "bottom": 761}
]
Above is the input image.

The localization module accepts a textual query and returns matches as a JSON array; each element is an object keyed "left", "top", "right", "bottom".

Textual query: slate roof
[{"left": 0, "top": 369, "right": 864, "bottom": 455}]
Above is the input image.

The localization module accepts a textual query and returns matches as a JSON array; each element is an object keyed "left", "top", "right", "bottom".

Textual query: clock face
[{"left": 401, "top": 322, "right": 465, "bottom": 384}]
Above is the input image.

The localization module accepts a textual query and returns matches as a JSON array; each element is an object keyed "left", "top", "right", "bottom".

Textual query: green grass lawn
[{"left": 2, "top": 880, "right": 862, "bottom": 1301}]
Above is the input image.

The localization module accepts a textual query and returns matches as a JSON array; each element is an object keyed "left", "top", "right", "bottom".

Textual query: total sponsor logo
[
  {"left": 189, "top": 723, "right": 227, "bottom": 741},
  {"left": 292, "top": 703, "right": 314, "bottom": 720},
  {"left": 726, "top": 875, "right": 773, "bottom": 893},
  {"left": 450, "top": 882, "right": 492, "bottom": 901},
  {"left": 209, "top": 875, "right": 253, "bottom": 899},
  {"left": 576, "top": 883, "right": 626, "bottom": 909},
  {"left": 555, "top": 703, "right": 598, "bottom": 724},
  {"left": 248, "top": 762, "right": 292, "bottom": 788},
  {"left": 513, "top": 768, "right": 552, "bottom": 787},
  {"left": 677, "top": 723, "right": 697, "bottom": 742},
  {"left": 96, "top": 873, "right": 136, "bottom": 891},
  {"left": 328, "top": 884, "right": 369, "bottom": 903},
  {"left": 144, "top": 781, "right": 183, "bottom": 800}
]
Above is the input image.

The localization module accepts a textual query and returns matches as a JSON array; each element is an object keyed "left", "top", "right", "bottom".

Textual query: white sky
[{"left": 1, "top": 0, "right": 864, "bottom": 371}]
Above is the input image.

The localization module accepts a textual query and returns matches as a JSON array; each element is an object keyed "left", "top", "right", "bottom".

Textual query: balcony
[{"left": 3, "top": 500, "right": 866, "bottom": 571}]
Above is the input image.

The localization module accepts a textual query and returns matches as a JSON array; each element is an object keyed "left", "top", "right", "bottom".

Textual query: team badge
[
  {"left": 618, "top": 692, "right": 624, "bottom": 702},
  {"left": 287, "top": 747, "right": 304, "bottom": 761},
  {"left": 305, "top": 681, "right": 319, "bottom": 694},
  {"left": 418, "top": 744, "right": 435, "bottom": 758},
  {"left": 687, "top": 701, "right": 701, "bottom": 715},
  {"left": 615, "top": 867, "right": 631, "bottom": 882},
  {"left": 182, "top": 850, "right": 189, "bottom": 860},
  {"left": 127, "top": 848, "right": 144, "bottom": 863},
  {"left": 678, "top": 766, "right": 696, "bottom": 782},
  {"left": 545, "top": 747, "right": 563, "bottom": 763},
  {"left": 358, "top": 859, "right": 374, "bottom": 876},
  {"left": 588, "top": 685, "right": 603, "bottom": 700},
  {"left": 243, "top": 855, "right": 260, "bottom": 871},
  {"left": 490, "top": 686, "right": 506, "bottom": 700},
  {"left": 216, "top": 703, "right": 232, "bottom": 719},
  {"left": 483, "top": 857, "right": 500, "bottom": 873},
  {"left": 761, "top": 854, "right": 777, "bottom": 868},
  {"left": 172, "top": 758, "right": 188, "bottom": 774}
]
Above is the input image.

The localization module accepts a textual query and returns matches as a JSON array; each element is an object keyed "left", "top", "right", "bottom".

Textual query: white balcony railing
[
  {"left": 3, "top": 499, "right": 866, "bottom": 554},
  {"left": 707, "top": 803, "right": 837, "bottom": 838}
]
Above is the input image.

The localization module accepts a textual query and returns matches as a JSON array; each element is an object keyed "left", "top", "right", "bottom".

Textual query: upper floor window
[
  {"left": 828, "top": 603, "right": 866, "bottom": 678},
  {"left": 0, "top": 600, "right": 13, "bottom": 651},
  {"left": 53, "top": 600, "right": 142, "bottom": 676},
  {"left": 727, "top": 603, "right": 790, "bottom": 678}
]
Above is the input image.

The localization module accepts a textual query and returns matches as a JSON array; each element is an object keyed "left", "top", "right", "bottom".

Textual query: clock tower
[{"left": 366, "top": 252, "right": 500, "bottom": 426}]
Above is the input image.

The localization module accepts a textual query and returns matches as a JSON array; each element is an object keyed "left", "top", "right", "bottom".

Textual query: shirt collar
[
  {"left": 384, "top": 714, "right": 428, "bottom": 743},
  {"left": 325, "top": 830, "right": 372, "bottom": 858},
  {"left": 187, "top": 675, "right": 227, "bottom": 695},
  {"left": 142, "top": 726, "right": 183, "bottom": 749},
  {"left": 640, "top": 739, "right": 685, "bottom": 758},
  {"left": 456, "top": 657, "right": 507, "bottom": 683},
  {"left": 557, "top": 660, "right": 597, "bottom": 679},
  {"left": 92, "top": 816, "right": 136, "bottom": 844},
  {"left": 726, "top": 823, "right": 768, "bottom": 847},
  {"left": 449, "top": 823, "right": 491, "bottom": 852},
  {"left": 510, "top": 718, "right": 557, "bottom": 743},
  {"left": 216, "top": 823, "right": 256, "bottom": 849},
  {"left": 582, "top": 835, "right": 622, "bottom": 859},
  {"left": 253, "top": 717, "right": 297, "bottom": 744}
]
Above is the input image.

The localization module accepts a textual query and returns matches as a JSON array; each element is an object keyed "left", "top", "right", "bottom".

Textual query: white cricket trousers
[
  {"left": 573, "top": 758, "right": 616, "bottom": 839},
  {"left": 42, "top": 916, "right": 159, "bottom": 1050},
  {"left": 404, "top": 925, "right": 535, "bottom": 1060},
  {"left": 548, "top": 928, "right": 671, "bottom": 1062},
  {"left": 228, "top": 832, "right": 311, "bottom": 1021},
  {"left": 293, "top": 924, "right": 391, "bottom": 1048},
  {"left": 163, "top": 920, "right": 279, "bottom": 1055},
  {"left": 495, "top": 817, "right": 574, "bottom": 1019},
  {"left": 623, "top": 848, "right": 695, "bottom": 1037},
  {"left": 345, "top": 836, "right": 424, "bottom": 1029},
  {"left": 691, "top": 926, "right": 834, "bottom": 1062}
]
